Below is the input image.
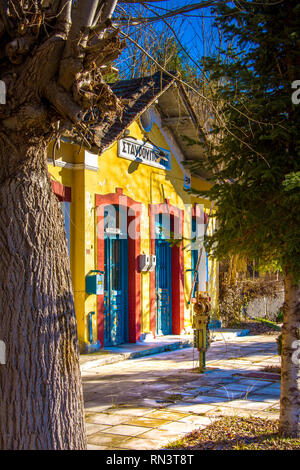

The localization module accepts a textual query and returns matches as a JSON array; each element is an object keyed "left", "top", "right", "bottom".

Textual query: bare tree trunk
[
  {"left": 0, "top": 135, "right": 86, "bottom": 449},
  {"left": 279, "top": 272, "right": 300, "bottom": 437},
  {"left": 0, "top": 0, "right": 125, "bottom": 450}
]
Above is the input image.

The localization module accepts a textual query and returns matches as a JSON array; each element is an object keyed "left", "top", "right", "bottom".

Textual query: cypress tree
[{"left": 199, "top": 0, "right": 300, "bottom": 436}]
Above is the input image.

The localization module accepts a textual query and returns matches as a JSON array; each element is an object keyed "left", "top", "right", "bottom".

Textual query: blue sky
[{"left": 114, "top": 1, "right": 220, "bottom": 78}]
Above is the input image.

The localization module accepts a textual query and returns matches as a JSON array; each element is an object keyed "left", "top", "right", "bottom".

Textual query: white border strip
[{"left": 47, "top": 159, "right": 98, "bottom": 171}]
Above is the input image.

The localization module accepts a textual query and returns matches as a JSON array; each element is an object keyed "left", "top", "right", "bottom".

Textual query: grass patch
[
  {"left": 234, "top": 319, "right": 280, "bottom": 335},
  {"left": 252, "top": 317, "right": 281, "bottom": 331},
  {"left": 165, "top": 416, "right": 300, "bottom": 450}
]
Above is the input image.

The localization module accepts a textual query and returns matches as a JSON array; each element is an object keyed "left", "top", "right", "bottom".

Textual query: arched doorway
[
  {"left": 103, "top": 205, "right": 129, "bottom": 346},
  {"left": 96, "top": 189, "right": 142, "bottom": 348},
  {"left": 149, "top": 202, "right": 185, "bottom": 337},
  {"left": 155, "top": 213, "right": 172, "bottom": 335}
]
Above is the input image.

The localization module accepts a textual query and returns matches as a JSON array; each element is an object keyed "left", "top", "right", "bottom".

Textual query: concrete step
[
  {"left": 80, "top": 328, "right": 250, "bottom": 371},
  {"left": 80, "top": 335, "right": 192, "bottom": 371}
]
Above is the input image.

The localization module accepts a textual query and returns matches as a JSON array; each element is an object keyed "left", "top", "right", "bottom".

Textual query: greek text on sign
[
  {"left": 0, "top": 80, "right": 6, "bottom": 105},
  {"left": 118, "top": 138, "right": 171, "bottom": 170},
  {"left": 0, "top": 340, "right": 5, "bottom": 364}
]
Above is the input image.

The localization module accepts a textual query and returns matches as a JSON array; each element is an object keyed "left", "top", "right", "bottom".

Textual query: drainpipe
[{"left": 88, "top": 311, "right": 95, "bottom": 344}]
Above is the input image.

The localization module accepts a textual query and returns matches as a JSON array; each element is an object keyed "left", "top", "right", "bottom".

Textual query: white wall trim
[
  {"left": 85, "top": 150, "right": 99, "bottom": 170},
  {"left": 48, "top": 150, "right": 99, "bottom": 171},
  {"left": 47, "top": 160, "right": 98, "bottom": 171}
]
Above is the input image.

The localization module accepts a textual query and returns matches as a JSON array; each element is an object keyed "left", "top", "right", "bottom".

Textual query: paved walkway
[
  {"left": 80, "top": 329, "right": 249, "bottom": 370},
  {"left": 80, "top": 335, "right": 192, "bottom": 369},
  {"left": 82, "top": 334, "right": 281, "bottom": 450}
]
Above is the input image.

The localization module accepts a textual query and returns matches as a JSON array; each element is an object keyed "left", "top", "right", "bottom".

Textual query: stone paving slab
[
  {"left": 248, "top": 394, "right": 279, "bottom": 403},
  {"left": 120, "top": 437, "right": 166, "bottom": 450},
  {"left": 266, "top": 403, "right": 280, "bottom": 410},
  {"left": 80, "top": 329, "right": 251, "bottom": 371},
  {"left": 156, "top": 421, "right": 203, "bottom": 434},
  {"left": 220, "top": 399, "right": 274, "bottom": 410},
  {"left": 87, "top": 444, "right": 111, "bottom": 450},
  {"left": 80, "top": 335, "right": 193, "bottom": 370},
  {"left": 254, "top": 411, "right": 280, "bottom": 420},
  {"left": 88, "top": 432, "right": 132, "bottom": 448},
  {"left": 86, "top": 413, "right": 130, "bottom": 425},
  {"left": 263, "top": 383, "right": 281, "bottom": 391},
  {"left": 106, "top": 407, "right": 154, "bottom": 417},
  {"left": 84, "top": 404, "right": 112, "bottom": 413},
  {"left": 145, "top": 409, "right": 190, "bottom": 420},
  {"left": 178, "top": 415, "right": 215, "bottom": 426},
  {"left": 251, "top": 387, "right": 281, "bottom": 397},
  {"left": 182, "top": 395, "right": 231, "bottom": 404},
  {"left": 208, "top": 389, "right": 248, "bottom": 400},
  {"left": 102, "top": 424, "right": 150, "bottom": 436},
  {"left": 82, "top": 334, "right": 281, "bottom": 450},
  {"left": 86, "top": 423, "right": 111, "bottom": 435},
  {"left": 206, "top": 408, "right": 254, "bottom": 418},
  {"left": 124, "top": 416, "right": 171, "bottom": 428},
  {"left": 140, "top": 428, "right": 184, "bottom": 441},
  {"left": 165, "top": 403, "right": 217, "bottom": 414},
  {"left": 214, "top": 383, "right": 258, "bottom": 393}
]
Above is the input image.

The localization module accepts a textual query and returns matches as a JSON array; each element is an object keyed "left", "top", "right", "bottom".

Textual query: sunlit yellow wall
[{"left": 48, "top": 118, "right": 218, "bottom": 351}]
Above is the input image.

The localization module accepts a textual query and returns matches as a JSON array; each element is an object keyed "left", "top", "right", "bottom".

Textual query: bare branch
[
  {"left": 44, "top": 79, "right": 83, "bottom": 122},
  {"left": 91, "top": 0, "right": 105, "bottom": 28},
  {"left": 70, "top": 0, "right": 100, "bottom": 33},
  {"left": 55, "top": 0, "right": 72, "bottom": 34},
  {"left": 119, "top": 0, "right": 171, "bottom": 3},
  {"left": 43, "top": 0, "right": 62, "bottom": 18},
  {"left": 84, "top": 29, "right": 125, "bottom": 68},
  {"left": 114, "top": 27, "right": 270, "bottom": 164},
  {"left": 113, "top": 1, "right": 229, "bottom": 25},
  {"left": 58, "top": 0, "right": 100, "bottom": 91},
  {"left": 0, "top": 0, "right": 14, "bottom": 37},
  {"left": 5, "top": 34, "right": 36, "bottom": 64},
  {"left": 91, "top": 0, "right": 118, "bottom": 38},
  {"left": 99, "top": 0, "right": 118, "bottom": 22},
  {"left": 0, "top": 18, "right": 4, "bottom": 37}
]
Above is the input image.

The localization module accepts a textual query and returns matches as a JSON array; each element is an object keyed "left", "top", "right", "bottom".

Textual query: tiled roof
[{"left": 95, "top": 71, "right": 175, "bottom": 153}]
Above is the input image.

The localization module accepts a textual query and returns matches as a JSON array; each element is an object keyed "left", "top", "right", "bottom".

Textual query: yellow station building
[{"left": 48, "top": 72, "right": 218, "bottom": 352}]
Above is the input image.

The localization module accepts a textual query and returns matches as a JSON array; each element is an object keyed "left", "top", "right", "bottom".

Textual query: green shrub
[
  {"left": 277, "top": 333, "right": 282, "bottom": 356},
  {"left": 253, "top": 317, "right": 281, "bottom": 331},
  {"left": 276, "top": 308, "right": 284, "bottom": 323}
]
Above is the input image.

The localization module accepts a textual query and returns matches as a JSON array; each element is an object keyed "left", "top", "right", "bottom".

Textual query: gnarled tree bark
[
  {"left": 0, "top": 132, "right": 86, "bottom": 449},
  {"left": 0, "top": 0, "right": 124, "bottom": 449}
]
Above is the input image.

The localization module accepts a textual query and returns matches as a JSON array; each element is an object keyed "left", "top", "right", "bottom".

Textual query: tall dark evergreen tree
[{"left": 199, "top": 0, "right": 300, "bottom": 436}]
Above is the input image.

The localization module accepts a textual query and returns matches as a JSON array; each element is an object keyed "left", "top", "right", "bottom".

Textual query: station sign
[{"left": 118, "top": 138, "right": 171, "bottom": 170}]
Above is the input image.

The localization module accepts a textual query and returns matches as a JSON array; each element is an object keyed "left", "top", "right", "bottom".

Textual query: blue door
[
  {"left": 155, "top": 214, "right": 172, "bottom": 335},
  {"left": 104, "top": 208, "right": 128, "bottom": 346}
]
